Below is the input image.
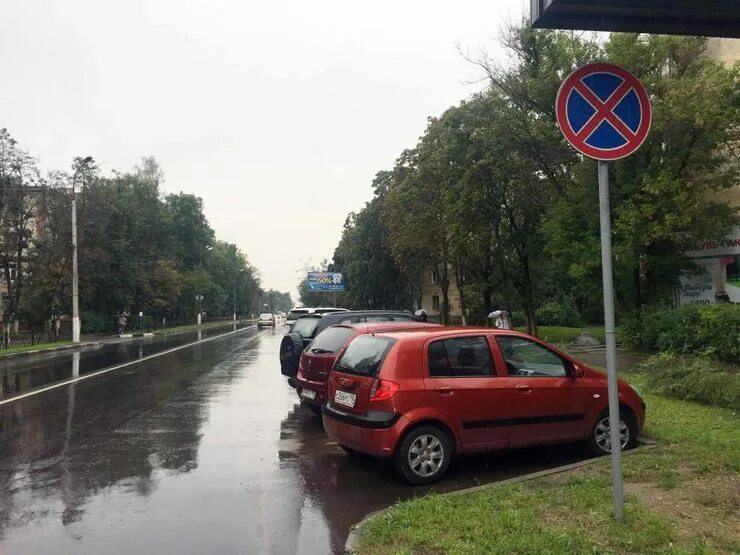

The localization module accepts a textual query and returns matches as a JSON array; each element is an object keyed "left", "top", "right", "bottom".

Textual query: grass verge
[
  {"left": 0, "top": 340, "right": 73, "bottom": 356},
  {"left": 356, "top": 380, "right": 740, "bottom": 554},
  {"left": 514, "top": 325, "right": 622, "bottom": 344}
]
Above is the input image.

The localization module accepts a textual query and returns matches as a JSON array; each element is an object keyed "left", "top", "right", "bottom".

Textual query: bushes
[
  {"left": 623, "top": 304, "right": 740, "bottom": 363},
  {"left": 639, "top": 353, "right": 740, "bottom": 411},
  {"left": 535, "top": 296, "right": 583, "bottom": 327}
]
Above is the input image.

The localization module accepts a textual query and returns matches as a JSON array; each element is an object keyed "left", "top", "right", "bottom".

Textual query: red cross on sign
[{"left": 556, "top": 63, "right": 651, "bottom": 161}]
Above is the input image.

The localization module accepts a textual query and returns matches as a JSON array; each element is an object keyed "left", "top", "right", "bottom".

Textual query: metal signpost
[{"left": 556, "top": 62, "right": 651, "bottom": 521}]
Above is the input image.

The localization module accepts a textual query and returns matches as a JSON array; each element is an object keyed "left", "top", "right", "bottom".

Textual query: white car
[{"left": 257, "top": 313, "right": 275, "bottom": 328}]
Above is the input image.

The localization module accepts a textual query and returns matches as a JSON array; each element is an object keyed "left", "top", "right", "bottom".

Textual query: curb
[
  {"left": 344, "top": 439, "right": 658, "bottom": 555},
  {"left": 0, "top": 341, "right": 100, "bottom": 361}
]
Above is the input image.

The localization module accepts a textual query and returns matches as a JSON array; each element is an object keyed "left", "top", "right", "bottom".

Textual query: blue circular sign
[{"left": 556, "top": 63, "right": 652, "bottom": 161}]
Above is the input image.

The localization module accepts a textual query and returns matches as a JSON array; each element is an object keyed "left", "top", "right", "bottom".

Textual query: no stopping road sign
[{"left": 556, "top": 63, "right": 651, "bottom": 161}]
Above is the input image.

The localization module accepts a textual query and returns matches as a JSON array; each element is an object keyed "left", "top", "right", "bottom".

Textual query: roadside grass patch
[
  {"left": 356, "top": 387, "right": 740, "bottom": 554},
  {"left": 638, "top": 353, "right": 740, "bottom": 411},
  {"left": 514, "top": 326, "right": 619, "bottom": 344},
  {"left": 0, "top": 340, "right": 72, "bottom": 356}
]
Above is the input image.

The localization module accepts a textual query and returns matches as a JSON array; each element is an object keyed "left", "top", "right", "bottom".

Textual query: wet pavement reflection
[
  {"left": 0, "top": 328, "right": 595, "bottom": 554},
  {"left": 1, "top": 322, "right": 249, "bottom": 401}
]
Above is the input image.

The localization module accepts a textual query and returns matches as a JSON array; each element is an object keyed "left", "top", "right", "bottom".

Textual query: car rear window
[
  {"left": 259, "top": 313, "right": 272, "bottom": 319},
  {"left": 287, "top": 310, "right": 309, "bottom": 320},
  {"left": 292, "top": 317, "right": 320, "bottom": 339},
  {"left": 308, "top": 327, "right": 354, "bottom": 354},
  {"left": 335, "top": 335, "right": 396, "bottom": 377}
]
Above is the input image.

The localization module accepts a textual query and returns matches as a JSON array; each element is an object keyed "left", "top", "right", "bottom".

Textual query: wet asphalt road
[{"left": 0, "top": 327, "right": 596, "bottom": 554}]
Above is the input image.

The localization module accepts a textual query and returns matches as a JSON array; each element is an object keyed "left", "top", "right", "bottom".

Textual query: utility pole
[
  {"left": 233, "top": 268, "right": 244, "bottom": 322},
  {"left": 71, "top": 156, "right": 93, "bottom": 344}
]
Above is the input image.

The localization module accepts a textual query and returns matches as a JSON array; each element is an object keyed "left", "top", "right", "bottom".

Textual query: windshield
[
  {"left": 287, "top": 310, "right": 309, "bottom": 320},
  {"left": 335, "top": 335, "right": 396, "bottom": 377},
  {"left": 308, "top": 327, "right": 354, "bottom": 354},
  {"left": 292, "top": 317, "right": 320, "bottom": 339}
]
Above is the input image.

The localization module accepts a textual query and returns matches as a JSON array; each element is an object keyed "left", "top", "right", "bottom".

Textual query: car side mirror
[{"left": 572, "top": 365, "right": 585, "bottom": 378}]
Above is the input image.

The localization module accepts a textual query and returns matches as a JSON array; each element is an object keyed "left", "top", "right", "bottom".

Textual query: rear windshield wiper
[{"left": 310, "top": 348, "right": 334, "bottom": 354}]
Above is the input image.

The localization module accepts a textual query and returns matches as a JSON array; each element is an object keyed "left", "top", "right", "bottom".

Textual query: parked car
[
  {"left": 279, "top": 310, "right": 420, "bottom": 382},
  {"left": 322, "top": 327, "right": 646, "bottom": 485},
  {"left": 295, "top": 321, "right": 439, "bottom": 415},
  {"left": 257, "top": 313, "right": 275, "bottom": 328},
  {"left": 286, "top": 307, "right": 314, "bottom": 329}
]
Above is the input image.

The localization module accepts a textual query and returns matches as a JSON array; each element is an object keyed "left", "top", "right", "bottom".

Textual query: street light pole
[
  {"left": 71, "top": 156, "right": 93, "bottom": 344},
  {"left": 196, "top": 245, "right": 213, "bottom": 326},
  {"left": 233, "top": 268, "right": 245, "bottom": 322}
]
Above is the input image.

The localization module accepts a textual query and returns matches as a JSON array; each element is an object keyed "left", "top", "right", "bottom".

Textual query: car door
[
  {"left": 492, "top": 335, "right": 587, "bottom": 447},
  {"left": 423, "top": 335, "right": 509, "bottom": 451}
]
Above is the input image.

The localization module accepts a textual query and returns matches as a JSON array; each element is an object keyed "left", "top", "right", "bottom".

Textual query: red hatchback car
[
  {"left": 323, "top": 328, "right": 646, "bottom": 484},
  {"left": 296, "top": 322, "right": 438, "bottom": 415}
]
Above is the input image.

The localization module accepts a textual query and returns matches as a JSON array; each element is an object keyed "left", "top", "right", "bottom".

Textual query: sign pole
[{"left": 597, "top": 160, "right": 624, "bottom": 521}]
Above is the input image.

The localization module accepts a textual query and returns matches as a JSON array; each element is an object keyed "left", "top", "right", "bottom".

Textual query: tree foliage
[
  {"left": 329, "top": 29, "right": 739, "bottom": 328},
  {"left": 0, "top": 135, "right": 285, "bottom": 333}
]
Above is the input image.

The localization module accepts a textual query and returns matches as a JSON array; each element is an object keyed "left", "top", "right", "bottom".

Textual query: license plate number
[
  {"left": 334, "top": 390, "right": 356, "bottom": 408},
  {"left": 301, "top": 388, "right": 316, "bottom": 400}
]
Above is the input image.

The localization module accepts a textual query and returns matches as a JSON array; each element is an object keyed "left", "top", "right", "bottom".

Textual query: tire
[
  {"left": 587, "top": 408, "right": 638, "bottom": 456},
  {"left": 395, "top": 425, "right": 453, "bottom": 485},
  {"left": 279, "top": 332, "right": 303, "bottom": 377}
]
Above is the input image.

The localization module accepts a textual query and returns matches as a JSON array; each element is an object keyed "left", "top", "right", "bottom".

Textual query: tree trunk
[
  {"left": 454, "top": 264, "right": 467, "bottom": 326},
  {"left": 522, "top": 255, "right": 537, "bottom": 336}
]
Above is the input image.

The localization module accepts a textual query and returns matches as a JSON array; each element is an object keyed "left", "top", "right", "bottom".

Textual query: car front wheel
[
  {"left": 395, "top": 425, "right": 452, "bottom": 485},
  {"left": 588, "top": 409, "right": 637, "bottom": 455}
]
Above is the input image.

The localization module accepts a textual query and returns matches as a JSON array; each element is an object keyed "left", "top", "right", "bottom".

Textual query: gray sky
[{"left": 1, "top": 0, "right": 526, "bottom": 298}]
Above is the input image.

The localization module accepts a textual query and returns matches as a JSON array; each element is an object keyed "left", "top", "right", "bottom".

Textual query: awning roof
[{"left": 530, "top": 1, "right": 740, "bottom": 38}]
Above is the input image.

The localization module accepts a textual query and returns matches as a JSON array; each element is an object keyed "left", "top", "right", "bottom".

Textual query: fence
[{"left": 1, "top": 328, "right": 71, "bottom": 350}]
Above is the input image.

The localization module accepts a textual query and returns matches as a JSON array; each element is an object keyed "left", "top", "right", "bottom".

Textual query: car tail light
[{"left": 369, "top": 379, "right": 399, "bottom": 402}]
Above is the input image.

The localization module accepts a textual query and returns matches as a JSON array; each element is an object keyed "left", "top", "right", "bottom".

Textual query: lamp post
[
  {"left": 233, "top": 268, "right": 245, "bottom": 322},
  {"left": 71, "top": 156, "right": 94, "bottom": 344},
  {"left": 196, "top": 245, "right": 213, "bottom": 325}
]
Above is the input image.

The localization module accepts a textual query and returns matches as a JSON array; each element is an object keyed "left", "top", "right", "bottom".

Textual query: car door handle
[
  {"left": 437, "top": 387, "right": 454, "bottom": 396},
  {"left": 338, "top": 378, "right": 355, "bottom": 389},
  {"left": 515, "top": 384, "right": 531, "bottom": 393}
]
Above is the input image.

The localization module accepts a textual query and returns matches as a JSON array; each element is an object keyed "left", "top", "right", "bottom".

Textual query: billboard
[
  {"left": 678, "top": 227, "right": 740, "bottom": 305},
  {"left": 307, "top": 272, "right": 345, "bottom": 292}
]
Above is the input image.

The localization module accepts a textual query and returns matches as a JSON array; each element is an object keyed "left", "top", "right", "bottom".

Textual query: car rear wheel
[
  {"left": 395, "top": 425, "right": 452, "bottom": 485},
  {"left": 588, "top": 409, "right": 637, "bottom": 455}
]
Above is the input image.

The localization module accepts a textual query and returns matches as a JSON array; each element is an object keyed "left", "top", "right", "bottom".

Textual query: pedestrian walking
[
  {"left": 414, "top": 309, "right": 428, "bottom": 323},
  {"left": 117, "top": 314, "right": 127, "bottom": 335},
  {"left": 488, "top": 310, "right": 512, "bottom": 330}
]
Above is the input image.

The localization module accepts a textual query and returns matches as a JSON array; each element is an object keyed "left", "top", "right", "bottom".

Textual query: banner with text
[{"left": 307, "top": 272, "right": 345, "bottom": 292}]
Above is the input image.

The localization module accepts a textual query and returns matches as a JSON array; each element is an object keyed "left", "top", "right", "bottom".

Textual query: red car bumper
[
  {"left": 295, "top": 374, "right": 329, "bottom": 407},
  {"left": 322, "top": 403, "right": 405, "bottom": 458}
]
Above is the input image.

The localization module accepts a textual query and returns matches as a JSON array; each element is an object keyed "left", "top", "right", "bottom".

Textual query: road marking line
[{"left": 0, "top": 326, "right": 262, "bottom": 406}]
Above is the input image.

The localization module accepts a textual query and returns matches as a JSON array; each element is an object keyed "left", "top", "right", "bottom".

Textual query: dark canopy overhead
[{"left": 530, "top": 0, "right": 740, "bottom": 38}]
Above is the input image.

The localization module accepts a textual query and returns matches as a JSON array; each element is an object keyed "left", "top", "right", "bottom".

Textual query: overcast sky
[{"left": 1, "top": 0, "right": 526, "bottom": 298}]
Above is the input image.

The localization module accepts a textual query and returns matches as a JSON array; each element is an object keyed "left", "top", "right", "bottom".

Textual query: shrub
[
  {"left": 639, "top": 353, "right": 740, "bottom": 410},
  {"left": 624, "top": 304, "right": 740, "bottom": 363},
  {"left": 81, "top": 312, "right": 114, "bottom": 334},
  {"left": 535, "top": 296, "right": 583, "bottom": 327}
]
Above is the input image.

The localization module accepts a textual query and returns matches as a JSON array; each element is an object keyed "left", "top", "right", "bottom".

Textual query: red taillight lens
[{"left": 369, "top": 379, "right": 399, "bottom": 402}]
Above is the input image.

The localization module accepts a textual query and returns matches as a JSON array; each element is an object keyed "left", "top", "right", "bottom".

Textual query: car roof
[
  {"left": 333, "top": 321, "right": 439, "bottom": 333},
  {"left": 370, "top": 327, "right": 533, "bottom": 341}
]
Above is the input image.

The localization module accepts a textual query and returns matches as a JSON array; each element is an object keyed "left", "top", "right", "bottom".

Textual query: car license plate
[
  {"left": 334, "top": 390, "right": 356, "bottom": 408},
  {"left": 301, "top": 388, "right": 317, "bottom": 400}
]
